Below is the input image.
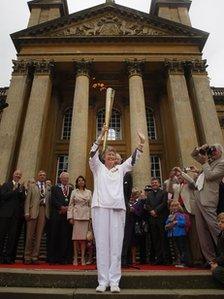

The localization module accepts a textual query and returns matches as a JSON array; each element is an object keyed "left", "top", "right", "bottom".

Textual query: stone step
[
  {"left": 0, "top": 287, "right": 224, "bottom": 299},
  {"left": 0, "top": 269, "right": 220, "bottom": 290},
  {"left": 0, "top": 287, "right": 73, "bottom": 299}
]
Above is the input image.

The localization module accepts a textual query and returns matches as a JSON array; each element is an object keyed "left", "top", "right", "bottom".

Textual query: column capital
[
  {"left": 33, "top": 60, "right": 55, "bottom": 76},
  {"left": 12, "top": 60, "right": 34, "bottom": 76},
  {"left": 126, "top": 59, "right": 145, "bottom": 78},
  {"left": 74, "top": 59, "right": 92, "bottom": 77},
  {"left": 164, "top": 59, "right": 185, "bottom": 75},
  {"left": 185, "top": 59, "right": 208, "bottom": 75}
]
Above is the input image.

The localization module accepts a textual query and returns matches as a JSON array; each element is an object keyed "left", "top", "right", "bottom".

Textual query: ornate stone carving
[
  {"left": 75, "top": 59, "right": 92, "bottom": 77},
  {"left": 185, "top": 59, "right": 208, "bottom": 74},
  {"left": 33, "top": 60, "right": 55, "bottom": 75},
  {"left": 164, "top": 59, "right": 185, "bottom": 74},
  {"left": 49, "top": 13, "right": 167, "bottom": 37},
  {"left": 126, "top": 59, "right": 145, "bottom": 77},
  {"left": 12, "top": 60, "right": 34, "bottom": 75}
]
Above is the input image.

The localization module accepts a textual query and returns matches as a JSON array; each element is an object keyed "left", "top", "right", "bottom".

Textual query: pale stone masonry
[
  {"left": 127, "top": 60, "right": 151, "bottom": 189},
  {"left": 0, "top": 0, "right": 223, "bottom": 187},
  {"left": 166, "top": 59, "right": 198, "bottom": 167},
  {"left": 68, "top": 60, "right": 91, "bottom": 183}
]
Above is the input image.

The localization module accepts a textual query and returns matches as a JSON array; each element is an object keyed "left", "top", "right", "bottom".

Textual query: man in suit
[
  {"left": 49, "top": 172, "right": 73, "bottom": 264},
  {"left": 191, "top": 143, "right": 224, "bottom": 264},
  {"left": 145, "top": 177, "right": 168, "bottom": 265},
  {"left": 24, "top": 170, "right": 50, "bottom": 264},
  {"left": 0, "top": 170, "right": 26, "bottom": 264}
]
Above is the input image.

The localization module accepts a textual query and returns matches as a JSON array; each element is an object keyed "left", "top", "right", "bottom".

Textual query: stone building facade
[{"left": 0, "top": 0, "right": 223, "bottom": 189}]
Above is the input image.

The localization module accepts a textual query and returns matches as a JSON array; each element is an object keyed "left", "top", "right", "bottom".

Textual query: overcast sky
[{"left": 0, "top": 0, "right": 224, "bottom": 87}]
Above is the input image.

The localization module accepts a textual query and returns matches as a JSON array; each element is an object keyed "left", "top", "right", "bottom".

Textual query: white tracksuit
[{"left": 89, "top": 144, "right": 141, "bottom": 287}]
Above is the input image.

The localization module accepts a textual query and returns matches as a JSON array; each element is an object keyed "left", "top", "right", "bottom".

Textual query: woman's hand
[
  {"left": 69, "top": 219, "right": 74, "bottom": 225},
  {"left": 97, "top": 124, "right": 109, "bottom": 144}
]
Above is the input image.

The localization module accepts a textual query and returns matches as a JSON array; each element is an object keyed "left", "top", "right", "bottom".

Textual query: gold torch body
[{"left": 103, "top": 88, "right": 115, "bottom": 152}]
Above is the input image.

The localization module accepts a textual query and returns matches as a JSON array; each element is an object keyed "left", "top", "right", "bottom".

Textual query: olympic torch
[{"left": 103, "top": 87, "right": 115, "bottom": 152}]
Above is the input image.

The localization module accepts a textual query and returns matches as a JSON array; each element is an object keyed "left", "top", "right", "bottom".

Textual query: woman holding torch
[{"left": 89, "top": 123, "right": 145, "bottom": 293}]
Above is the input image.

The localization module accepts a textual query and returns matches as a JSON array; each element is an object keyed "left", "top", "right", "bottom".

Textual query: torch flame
[{"left": 92, "top": 78, "right": 109, "bottom": 91}]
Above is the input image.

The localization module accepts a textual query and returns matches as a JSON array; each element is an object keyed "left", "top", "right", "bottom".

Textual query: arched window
[
  {"left": 146, "top": 107, "right": 157, "bottom": 140},
  {"left": 151, "top": 155, "right": 162, "bottom": 182},
  {"left": 96, "top": 108, "right": 122, "bottom": 140},
  {"left": 61, "top": 107, "right": 72, "bottom": 140}
]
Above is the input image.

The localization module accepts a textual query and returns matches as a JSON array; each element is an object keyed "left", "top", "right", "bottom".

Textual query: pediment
[
  {"left": 43, "top": 12, "right": 172, "bottom": 38},
  {"left": 11, "top": 2, "right": 208, "bottom": 50}
]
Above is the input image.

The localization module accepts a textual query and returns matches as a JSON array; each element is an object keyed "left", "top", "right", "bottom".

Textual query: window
[
  {"left": 61, "top": 108, "right": 72, "bottom": 140},
  {"left": 151, "top": 155, "right": 162, "bottom": 181},
  {"left": 96, "top": 108, "right": 122, "bottom": 140},
  {"left": 146, "top": 107, "right": 157, "bottom": 140},
  {"left": 56, "top": 155, "right": 68, "bottom": 181}
]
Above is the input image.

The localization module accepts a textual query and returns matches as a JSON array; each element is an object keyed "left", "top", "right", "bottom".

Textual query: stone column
[
  {"left": 17, "top": 60, "right": 54, "bottom": 182},
  {"left": 0, "top": 60, "right": 33, "bottom": 183},
  {"left": 68, "top": 60, "right": 91, "bottom": 183},
  {"left": 187, "top": 60, "right": 223, "bottom": 145},
  {"left": 127, "top": 60, "right": 151, "bottom": 189},
  {"left": 165, "top": 59, "right": 198, "bottom": 167}
]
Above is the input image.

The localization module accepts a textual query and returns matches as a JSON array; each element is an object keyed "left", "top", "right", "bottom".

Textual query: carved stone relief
[
  {"left": 33, "top": 60, "right": 55, "bottom": 75},
  {"left": 12, "top": 60, "right": 34, "bottom": 75},
  {"left": 47, "top": 13, "right": 168, "bottom": 37},
  {"left": 186, "top": 59, "right": 208, "bottom": 74},
  {"left": 164, "top": 59, "right": 185, "bottom": 74},
  {"left": 126, "top": 59, "right": 145, "bottom": 77}
]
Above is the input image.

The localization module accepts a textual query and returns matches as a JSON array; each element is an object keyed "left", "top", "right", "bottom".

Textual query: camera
[
  {"left": 199, "top": 145, "right": 216, "bottom": 156},
  {"left": 144, "top": 185, "right": 152, "bottom": 192}
]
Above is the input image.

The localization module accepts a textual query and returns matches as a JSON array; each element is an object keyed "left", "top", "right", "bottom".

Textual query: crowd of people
[{"left": 1, "top": 137, "right": 224, "bottom": 291}]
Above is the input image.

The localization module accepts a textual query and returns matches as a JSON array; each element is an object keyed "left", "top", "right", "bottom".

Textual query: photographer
[{"left": 191, "top": 144, "right": 224, "bottom": 265}]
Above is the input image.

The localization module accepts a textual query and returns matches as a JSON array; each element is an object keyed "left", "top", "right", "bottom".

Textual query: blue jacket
[{"left": 165, "top": 212, "right": 186, "bottom": 237}]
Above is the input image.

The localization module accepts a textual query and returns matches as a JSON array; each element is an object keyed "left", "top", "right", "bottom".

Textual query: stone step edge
[
  {"left": 0, "top": 287, "right": 224, "bottom": 295},
  {"left": 0, "top": 268, "right": 211, "bottom": 276}
]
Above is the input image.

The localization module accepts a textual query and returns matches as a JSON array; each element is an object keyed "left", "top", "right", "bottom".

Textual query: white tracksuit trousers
[{"left": 92, "top": 207, "right": 126, "bottom": 287}]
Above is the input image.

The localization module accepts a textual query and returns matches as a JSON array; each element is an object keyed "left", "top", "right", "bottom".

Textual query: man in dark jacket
[
  {"left": 0, "top": 170, "right": 26, "bottom": 263},
  {"left": 217, "top": 179, "right": 224, "bottom": 214},
  {"left": 49, "top": 172, "right": 73, "bottom": 264},
  {"left": 145, "top": 177, "right": 168, "bottom": 265}
]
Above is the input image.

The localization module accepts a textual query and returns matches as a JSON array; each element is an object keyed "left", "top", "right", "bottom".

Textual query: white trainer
[
  {"left": 110, "top": 285, "right": 120, "bottom": 293},
  {"left": 96, "top": 285, "right": 107, "bottom": 293}
]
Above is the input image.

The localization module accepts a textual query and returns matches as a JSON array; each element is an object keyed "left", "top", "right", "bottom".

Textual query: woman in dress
[{"left": 67, "top": 176, "right": 92, "bottom": 266}]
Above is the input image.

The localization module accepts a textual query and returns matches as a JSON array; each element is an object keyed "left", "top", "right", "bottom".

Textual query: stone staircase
[
  {"left": 16, "top": 224, "right": 47, "bottom": 261},
  {"left": 0, "top": 268, "right": 223, "bottom": 298}
]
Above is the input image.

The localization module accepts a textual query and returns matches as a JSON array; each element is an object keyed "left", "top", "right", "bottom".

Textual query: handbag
[
  {"left": 86, "top": 222, "right": 94, "bottom": 241},
  {"left": 86, "top": 230, "right": 93, "bottom": 241}
]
